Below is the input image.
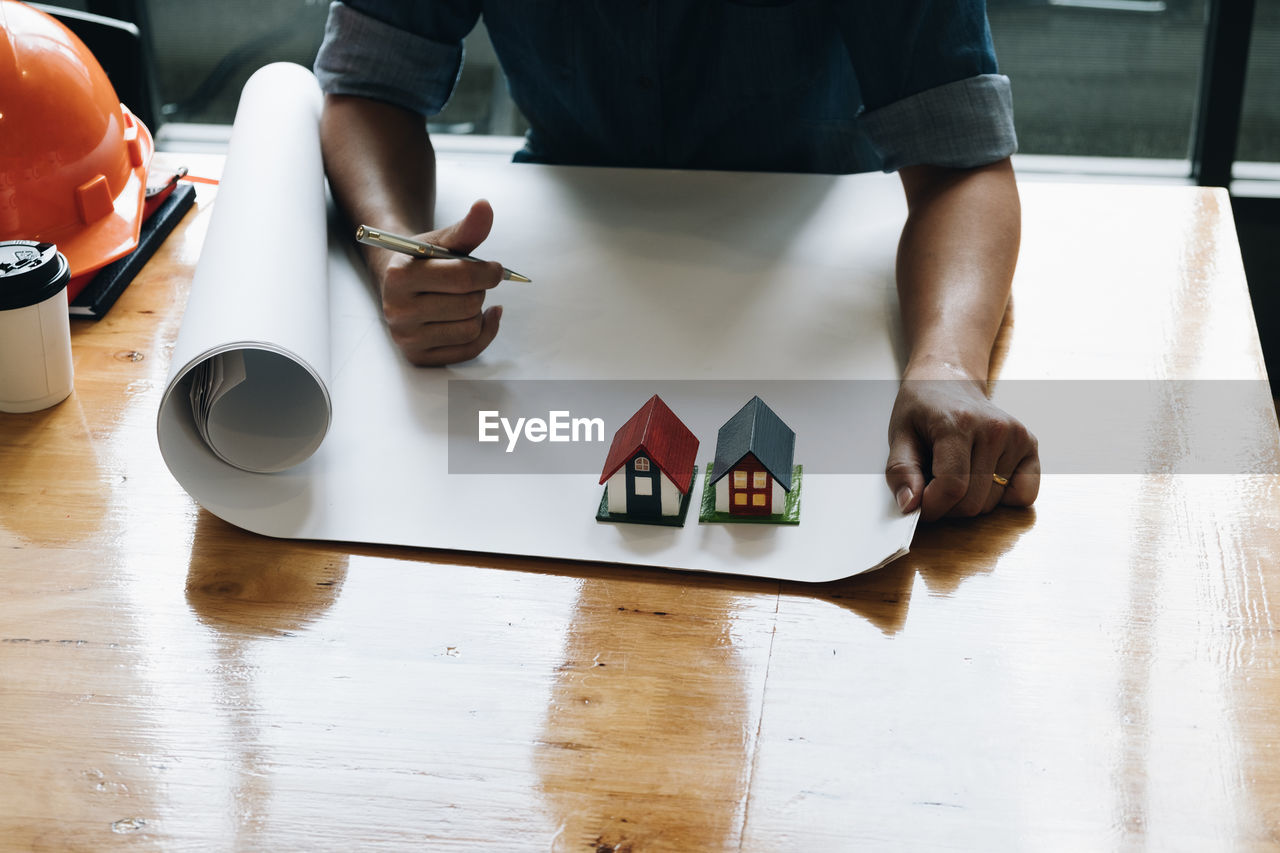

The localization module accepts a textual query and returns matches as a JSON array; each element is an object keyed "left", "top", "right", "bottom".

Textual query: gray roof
[{"left": 710, "top": 396, "right": 796, "bottom": 491}]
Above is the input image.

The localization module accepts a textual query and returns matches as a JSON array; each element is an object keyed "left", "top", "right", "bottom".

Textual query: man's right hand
[{"left": 369, "top": 199, "right": 505, "bottom": 366}]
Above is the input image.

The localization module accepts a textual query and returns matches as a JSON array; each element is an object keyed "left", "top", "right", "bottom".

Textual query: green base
[
  {"left": 596, "top": 482, "right": 695, "bottom": 527},
  {"left": 698, "top": 463, "right": 802, "bottom": 525}
]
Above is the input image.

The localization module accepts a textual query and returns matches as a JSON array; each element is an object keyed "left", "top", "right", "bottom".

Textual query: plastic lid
[{"left": 0, "top": 240, "right": 72, "bottom": 310}]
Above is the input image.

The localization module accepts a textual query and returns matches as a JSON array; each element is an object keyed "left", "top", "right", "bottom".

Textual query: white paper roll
[{"left": 157, "top": 62, "right": 331, "bottom": 475}]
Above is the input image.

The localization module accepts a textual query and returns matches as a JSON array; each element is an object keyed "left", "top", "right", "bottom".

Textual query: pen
[{"left": 354, "top": 225, "right": 532, "bottom": 283}]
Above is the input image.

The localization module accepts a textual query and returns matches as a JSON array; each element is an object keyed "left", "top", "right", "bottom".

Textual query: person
[{"left": 313, "top": 0, "right": 1040, "bottom": 521}]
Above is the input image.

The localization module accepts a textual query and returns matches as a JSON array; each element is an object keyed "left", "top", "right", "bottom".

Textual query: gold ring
[{"left": 992, "top": 473, "right": 1009, "bottom": 487}]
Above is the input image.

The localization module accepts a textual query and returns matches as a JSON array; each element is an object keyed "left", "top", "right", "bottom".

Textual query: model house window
[
  {"left": 753, "top": 494, "right": 767, "bottom": 507},
  {"left": 733, "top": 471, "right": 747, "bottom": 488},
  {"left": 634, "top": 457, "right": 649, "bottom": 472},
  {"left": 734, "top": 493, "right": 747, "bottom": 506},
  {"left": 634, "top": 477, "right": 652, "bottom": 496},
  {"left": 753, "top": 472, "right": 767, "bottom": 488}
]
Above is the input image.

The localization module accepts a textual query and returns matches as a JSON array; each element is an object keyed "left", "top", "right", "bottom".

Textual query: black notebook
[{"left": 70, "top": 181, "right": 198, "bottom": 319}]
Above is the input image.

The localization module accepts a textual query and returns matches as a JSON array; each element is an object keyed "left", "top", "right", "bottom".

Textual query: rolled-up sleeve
[
  {"left": 861, "top": 73, "right": 1016, "bottom": 171},
  {"left": 313, "top": 0, "right": 480, "bottom": 116},
  {"left": 837, "top": 1, "right": 1018, "bottom": 171}
]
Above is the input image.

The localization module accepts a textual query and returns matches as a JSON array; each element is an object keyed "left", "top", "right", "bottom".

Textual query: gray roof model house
[{"left": 706, "top": 396, "right": 799, "bottom": 521}]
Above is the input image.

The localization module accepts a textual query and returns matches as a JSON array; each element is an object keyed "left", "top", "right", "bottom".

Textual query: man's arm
[
  {"left": 320, "top": 94, "right": 504, "bottom": 366},
  {"left": 886, "top": 156, "right": 1040, "bottom": 520}
]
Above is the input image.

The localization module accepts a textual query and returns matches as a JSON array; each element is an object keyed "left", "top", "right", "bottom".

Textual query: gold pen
[{"left": 355, "top": 225, "right": 532, "bottom": 283}]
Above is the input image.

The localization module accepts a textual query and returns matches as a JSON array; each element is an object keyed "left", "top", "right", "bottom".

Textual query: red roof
[{"left": 598, "top": 395, "right": 699, "bottom": 492}]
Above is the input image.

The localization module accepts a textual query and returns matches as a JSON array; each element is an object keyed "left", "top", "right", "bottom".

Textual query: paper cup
[{"left": 0, "top": 241, "right": 74, "bottom": 413}]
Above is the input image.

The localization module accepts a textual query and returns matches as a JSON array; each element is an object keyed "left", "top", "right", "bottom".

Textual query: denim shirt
[{"left": 315, "top": 0, "right": 1016, "bottom": 174}]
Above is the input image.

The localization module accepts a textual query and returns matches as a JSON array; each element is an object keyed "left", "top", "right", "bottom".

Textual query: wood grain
[{"left": 1, "top": 157, "right": 1277, "bottom": 850}]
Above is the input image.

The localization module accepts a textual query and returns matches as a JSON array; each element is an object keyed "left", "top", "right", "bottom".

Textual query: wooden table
[{"left": 3, "top": 154, "right": 1279, "bottom": 851}]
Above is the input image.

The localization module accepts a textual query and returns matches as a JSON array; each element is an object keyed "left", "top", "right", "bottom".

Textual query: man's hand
[
  {"left": 885, "top": 369, "right": 1040, "bottom": 521},
  {"left": 892, "top": 159, "right": 1037, "bottom": 521},
  {"left": 320, "top": 95, "right": 504, "bottom": 366},
  {"left": 368, "top": 200, "right": 505, "bottom": 366}
]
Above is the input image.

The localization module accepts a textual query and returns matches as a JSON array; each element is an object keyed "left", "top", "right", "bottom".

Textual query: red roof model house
[{"left": 597, "top": 395, "right": 700, "bottom": 526}]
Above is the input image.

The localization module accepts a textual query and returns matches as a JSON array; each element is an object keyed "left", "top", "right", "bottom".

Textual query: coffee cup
[{"left": 0, "top": 240, "right": 75, "bottom": 413}]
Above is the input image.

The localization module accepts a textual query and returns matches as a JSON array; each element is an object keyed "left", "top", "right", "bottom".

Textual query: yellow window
[
  {"left": 733, "top": 471, "right": 747, "bottom": 488},
  {"left": 753, "top": 472, "right": 767, "bottom": 488},
  {"left": 734, "top": 493, "right": 747, "bottom": 506},
  {"left": 752, "top": 494, "right": 767, "bottom": 507}
]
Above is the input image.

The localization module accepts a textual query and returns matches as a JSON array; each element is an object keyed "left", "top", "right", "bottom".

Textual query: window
[
  {"left": 752, "top": 494, "right": 767, "bottom": 507},
  {"left": 128, "top": 9, "right": 524, "bottom": 143},
  {"left": 133, "top": 0, "right": 1266, "bottom": 186},
  {"left": 145, "top": 0, "right": 332, "bottom": 128},
  {"left": 753, "top": 472, "right": 768, "bottom": 488},
  {"left": 1236, "top": 3, "right": 1280, "bottom": 176},
  {"left": 734, "top": 493, "right": 747, "bottom": 506},
  {"left": 733, "top": 471, "right": 747, "bottom": 488},
  {"left": 633, "top": 477, "right": 652, "bottom": 496},
  {"left": 634, "top": 457, "right": 650, "bottom": 472},
  {"left": 988, "top": 1, "right": 1210, "bottom": 163}
]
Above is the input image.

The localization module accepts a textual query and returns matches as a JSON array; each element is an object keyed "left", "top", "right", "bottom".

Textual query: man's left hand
[{"left": 885, "top": 375, "right": 1039, "bottom": 521}]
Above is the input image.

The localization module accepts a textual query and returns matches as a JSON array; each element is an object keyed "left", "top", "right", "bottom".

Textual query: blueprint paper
[{"left": 157, "top": 63, "right": 919, "bottom": 582}]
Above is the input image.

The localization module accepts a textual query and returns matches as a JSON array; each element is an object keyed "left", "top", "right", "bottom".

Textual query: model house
[
  {"left": 598, "top": 395, "right": 699, "bottom": 523},
  {"left": 710, "top": 396, "right": 796, "bottom": 517}
]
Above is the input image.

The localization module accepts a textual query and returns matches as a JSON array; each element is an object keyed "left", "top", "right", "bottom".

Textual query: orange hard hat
[{"left": 0, "top": 0, "right": 154, "bottom": 278}]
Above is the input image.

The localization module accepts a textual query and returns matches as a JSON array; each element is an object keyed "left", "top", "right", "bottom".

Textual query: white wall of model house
[{"left": 606, "top": 465, "right": 684, "bottom": 515}]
